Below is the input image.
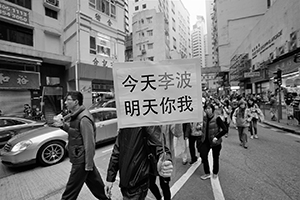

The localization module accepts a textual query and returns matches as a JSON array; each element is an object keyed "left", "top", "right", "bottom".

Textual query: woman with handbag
[
  {"left": 198, "top": 103, "right": 228, "bottom": 180},
  {"left": 247, "top": 98, "right": 264, "bottom": 139},
  {"left": 187, "top": 121, "right": 203, "bottom": 165}
]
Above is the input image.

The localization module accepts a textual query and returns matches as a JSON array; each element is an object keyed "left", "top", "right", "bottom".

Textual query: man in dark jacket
[
  {"left": 105, "top": 126, "right": 173, "bottom": 200},
  {"left": 53, "top": 91, "right": 108, "bottom": 200}
]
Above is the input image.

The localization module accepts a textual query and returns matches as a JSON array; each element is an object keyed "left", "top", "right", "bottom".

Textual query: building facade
[
  {"left": 0, "top": 0, "right": 126, "bottom": 119},
  {"left": 229, "top": 0, "right": 300, "bottom": 100},
  {"left": 191, "top": 16, "right": 205, "bottom": 68}
]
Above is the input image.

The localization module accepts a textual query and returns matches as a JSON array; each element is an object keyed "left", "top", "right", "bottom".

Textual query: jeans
[
  {"left": 61, "top": 163, "right": 108, "bottom": 200},
  {"left": 121, "top": 181, "right": 149, "bottom": 200},
  {"left": 249, "top": 119, "right": 258, "bottom": 136},
  {"left": 199, "top": 142, "right": 222, "bottom": 175},
  {"left": 237, "top": 127, "right": 248, "bottom": 146}
]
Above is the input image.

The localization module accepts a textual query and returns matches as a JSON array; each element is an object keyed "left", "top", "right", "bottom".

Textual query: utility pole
[{"left": 274, "top": 69, "right": 282, "bottom": 121}]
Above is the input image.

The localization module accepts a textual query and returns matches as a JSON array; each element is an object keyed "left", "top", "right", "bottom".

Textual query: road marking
[
  {"left": 208, "top": 151, "right": 225, "bottom": 200},
  {"left": 285, "top": 133, "right": 300, "bottom": 139},
  {"left": 169, "top": 158, "right": 201, "bottom": 199},
  {"left": 102, "top": 147, "right": 113, "bottom": 154}
]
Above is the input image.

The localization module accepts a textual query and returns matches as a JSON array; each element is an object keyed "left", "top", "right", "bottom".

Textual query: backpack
[{"left": 190, "top": 122, "right": 203, "bottom": 137}]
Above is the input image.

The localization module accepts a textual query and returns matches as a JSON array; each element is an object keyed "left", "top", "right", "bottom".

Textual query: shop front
[{"left": 0, "top": 68, "right": 40, "bottom": 116}]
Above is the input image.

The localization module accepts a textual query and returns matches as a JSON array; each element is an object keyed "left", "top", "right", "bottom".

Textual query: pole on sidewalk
[{"left": 278, "top": 86, "right": 282, "bottom": 122}]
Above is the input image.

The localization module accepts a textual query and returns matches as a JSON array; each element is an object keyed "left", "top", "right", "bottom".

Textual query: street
[{"left": 0, "top": 124, "right": 299, "bottom": 200}]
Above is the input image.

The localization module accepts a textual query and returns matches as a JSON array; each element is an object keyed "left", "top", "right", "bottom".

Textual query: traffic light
[{"left": 273, "top": 69, "right": 282, "bottom": 86}]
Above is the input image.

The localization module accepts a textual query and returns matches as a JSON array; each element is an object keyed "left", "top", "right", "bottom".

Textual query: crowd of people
[{"left": 50, "top": 91, "right": 267, "bottom": 200}]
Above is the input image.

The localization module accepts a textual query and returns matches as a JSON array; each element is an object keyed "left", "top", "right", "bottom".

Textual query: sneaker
[
  {"left": 225, "top": 134, "right": 228, "bottom": 138},
  {"left": 182, "top": 160, "right": 188, "bottom": 165},
  {"left": 239, "top": 143, "right": 243, "bottom": 146},
  {"left": 243, "top": 144, "right": 248, "bottom": 149},
  {"left": 250, "top": 136, "right": 254, "bottom": 139},
  {"left": 212, "top": 174, "right": 218, "bottom": 179},
  {"left": 254, "top": 135, "right": 258, "bottom": 139},
  {"left": 200, "top": 174, "right": 211, "bottom": 180}
]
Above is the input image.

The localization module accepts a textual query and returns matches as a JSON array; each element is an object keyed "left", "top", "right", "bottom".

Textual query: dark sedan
[{"left": 0, "top": 117, "right": 45, "bottom": 147}]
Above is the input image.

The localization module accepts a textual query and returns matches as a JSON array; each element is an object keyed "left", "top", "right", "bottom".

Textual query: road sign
[{"left": 244, "top": 72, "right": 260, "bottom": 78}]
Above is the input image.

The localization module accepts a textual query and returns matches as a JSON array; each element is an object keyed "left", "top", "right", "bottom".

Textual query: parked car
[
  {"left": 101, "top": 99, "right": 116, "bottom": 108},
  {"left": 0, "top": 117, "right": 46, "bottom": 147},
  {"left": 0, "top": 107, "right": 118, "bottom": 167}
]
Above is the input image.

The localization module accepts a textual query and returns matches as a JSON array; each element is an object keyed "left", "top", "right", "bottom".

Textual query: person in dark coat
[{"left": 105, "top": 126, "right": 173, "bottom": 200}]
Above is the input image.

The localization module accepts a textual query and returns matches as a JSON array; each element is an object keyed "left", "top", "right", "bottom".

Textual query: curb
[{"left": 261, "top": 121, "right": 300, "bottom": 136}]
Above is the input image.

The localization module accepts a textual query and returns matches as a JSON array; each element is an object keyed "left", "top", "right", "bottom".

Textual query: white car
[{"left": 0, "top": 108, "right": 118, "bottom": 167}]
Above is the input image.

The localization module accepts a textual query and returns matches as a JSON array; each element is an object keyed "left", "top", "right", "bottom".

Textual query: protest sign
[{"left": 113, "top": 58, "right": 202, "bottom": 128}]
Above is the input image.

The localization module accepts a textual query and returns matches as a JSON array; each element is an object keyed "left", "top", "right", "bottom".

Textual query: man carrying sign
[{"left": 105, "top": 126, "right": 173, "bottom": 199}]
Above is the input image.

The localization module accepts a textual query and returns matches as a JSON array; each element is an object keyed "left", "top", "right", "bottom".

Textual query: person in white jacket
[{"left": 232, "top": 100, "right": 252, "bottom": 149}]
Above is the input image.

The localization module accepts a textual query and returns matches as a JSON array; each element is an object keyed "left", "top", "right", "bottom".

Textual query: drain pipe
[{"left": 75, "top": 0, "right": 81, "bottom": 91}]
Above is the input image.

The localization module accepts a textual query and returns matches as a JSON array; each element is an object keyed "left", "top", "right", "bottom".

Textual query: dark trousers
[
  {"left": 149, "top": 175, "right": 171, "bottom": 200},
  {"left": 61, "top": 163, "right": 108, "bottom": 200},
  {"left": 121, "top": 181, "right": 149, "bottom": 200},
  {"left": 199, "top": 142, "right": 222, "bottom": 175},
  {"left": 189, "top": 136, "right": 199, "bottom": 162}
]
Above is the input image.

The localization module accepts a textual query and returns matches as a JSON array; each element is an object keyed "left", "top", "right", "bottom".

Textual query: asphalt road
[{"left": 0, "top": 124, "right": 299, "bottom": 200}]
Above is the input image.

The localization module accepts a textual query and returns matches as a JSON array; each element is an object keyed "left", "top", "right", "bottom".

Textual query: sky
[{"left": 182, "top": 0, "right": 207, "bottom": 30}]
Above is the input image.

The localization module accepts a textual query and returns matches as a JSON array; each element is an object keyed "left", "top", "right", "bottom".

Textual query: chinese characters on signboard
[
  {"left": 0, "top": 70, "right": 40, "bottom": 89},
  {"left": 113, "top": 59, "right": 202, "bottom": 128},
  {"left": 0, "top": 2, "right": 29, "bottom": 24}
]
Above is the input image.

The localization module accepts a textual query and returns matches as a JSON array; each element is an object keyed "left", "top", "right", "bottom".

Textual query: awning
[
  {"left": 0, "top": 53, "right": 43, "bottom": 65},
  {"left": 286, "top": 75, "right": 300, "bottom": 86}
]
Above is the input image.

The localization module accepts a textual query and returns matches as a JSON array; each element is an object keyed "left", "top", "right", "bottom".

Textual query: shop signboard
[
  {"left": 0, "top": 69, "right": 40, "bottom": 89},
  {"left": 244, "top": 72, "right": 260, "bottom": 78},
  {"left": 0, "top": 1, "right": 29, "bottom": 24}
]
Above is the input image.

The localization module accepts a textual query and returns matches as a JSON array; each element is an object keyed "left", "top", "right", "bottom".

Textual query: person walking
[
  {"left": 105, "top": 126, "right": 173, "bottom": 200},
  {"left": 198, "top": 103, "right": 228, "bottom": 180},
  {"left": 247, "top": 98, "right": 264, "bottom": 139},
  {"left": 232, "top": 100, "right": 252, "bottom": 149},
  {"left": 182, "top": 123, "right": 191, "bottom": 165},
  {"left": 53, "top": 91, "right": 108, "bottom": 200},
  {"left": 220, "top": 98, "right": 232, "bottom": 137}
]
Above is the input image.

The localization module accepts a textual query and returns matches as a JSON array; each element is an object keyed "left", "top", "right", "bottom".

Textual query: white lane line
[
  {"left": 102, "top": 147, "right": 113, "bottom": 154},
  {"left": 208, "top": 150, "right": 225, "bottom": 200},
  {"left": 285, "top": 133, "right": 300, "bottom": 139},
  {"left": 169, "top": 159, "right": 201, "bottom": 199}
]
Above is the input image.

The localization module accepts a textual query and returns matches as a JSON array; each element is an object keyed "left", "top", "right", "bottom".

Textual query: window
[
  {"left": 90, "top": 33, "right": 116, "bottom": 58},
  {"left": 148, "top": 43, "right": 153, "bottom": 49},
  {"left": 45, "top": 7, "right": 58, "bottom": 19},
  {"left": 90, "top": 0, "right": 116, "bottom": 19},
  {"left": 6, "top": 0, "right": 31, "bottom": 9},
  {"left": 90, "top": 36, "right": 96, "bottom": 54},
  {"left": 147, "top": 30, "right": 153, "bottom": 36},
  {"left": 0, "top": 20, "right": 33, "bottom": 46},
  {"left": 146, "top": 17, "right": 152, "bottom": 23},
  {"left": 135, "top": 0, "right": 138, "bottom": 2},
  {"left": 142, "top": 4, "right": 146, "bottom": 9},
  {"left": 135, "top": 6, "right": 139, "bottom": 11}
]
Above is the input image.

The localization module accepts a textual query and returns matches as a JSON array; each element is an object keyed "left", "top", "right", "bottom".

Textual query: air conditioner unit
[
  {"left": 45, "top": 0, "right": 59, "bottom": 7},
  {"left": 290, "top": 30, "right": 298, "bottom": 51},
  {"left": 141, "top": 49, "right": 146, "bottom": 54}
]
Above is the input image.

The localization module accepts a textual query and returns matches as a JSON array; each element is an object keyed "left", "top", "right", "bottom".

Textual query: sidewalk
[{"left": 260, "top": 106, "right": 300, "bottom": 135}]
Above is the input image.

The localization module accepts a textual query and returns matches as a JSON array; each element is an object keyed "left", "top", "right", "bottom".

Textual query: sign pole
[{"left": 278, "top": 86, "right": 282, "bottom": 122}]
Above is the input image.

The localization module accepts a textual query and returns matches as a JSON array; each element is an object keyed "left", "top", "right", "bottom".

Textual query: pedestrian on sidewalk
[
  {"left": 105, "top": 126, "right": 173, "bottom": 200},
  {"left": 198, "top": 103, "right": 228, "bottom": 180},
  {"left": 53, "top": 91, "right": 109, "bottom": 200},
  {"left": 248, "top": 98, "right": 264, "bottom": 139},
  {"left": 232, "top": 100, "right": 252, "bottom": 149},
  {"left": 269, "top": 94, "right": 277, "bottom": 121}
]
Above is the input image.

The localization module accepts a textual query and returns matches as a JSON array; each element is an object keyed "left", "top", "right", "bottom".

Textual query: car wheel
[{"left": 37, "top": 141, "right": 66, "bottom": 166}]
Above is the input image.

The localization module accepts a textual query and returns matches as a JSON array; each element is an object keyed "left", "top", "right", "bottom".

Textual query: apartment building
[
  {"left": 129, "top": 0, "right": 191, "bottom": 60},
  {"left": 0, "top": 0, "right": 126, "bottom": 118},
  {"left": 191, "top": 16, "right": 205, "bottom": 65}
]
